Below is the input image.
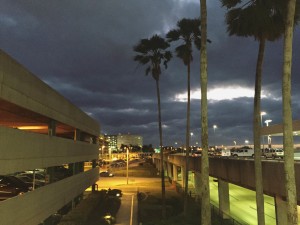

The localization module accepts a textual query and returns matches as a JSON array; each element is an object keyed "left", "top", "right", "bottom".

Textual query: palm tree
[
  {"left": 221, "top": 1, "right": 287, "bottom": 224},
  {"left": 200, "top": 0, "right": 210, "bottom": 224},
  {"left": 282, "top": 1, "right": 298, "bottom": 224},
  {"left": 166, "top": 18, "right": 201, "bottom": 216},
  {"left": 133, "top": 35, "right": 172, "bottom": 219}
]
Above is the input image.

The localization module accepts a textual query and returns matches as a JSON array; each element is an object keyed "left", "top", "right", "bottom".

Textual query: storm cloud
[{"left": 1, "top": 0, "right": 300, "bottom": 146}]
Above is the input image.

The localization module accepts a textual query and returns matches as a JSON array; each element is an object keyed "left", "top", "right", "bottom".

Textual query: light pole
[
  {"left": 265, "top": 119, "right": 272, "bottom": 148},
  {"left": 126, "top": 147, "right": 129, "bottom": 185},
  {"left": 213, "top": 125, "right": 217, "bottom": 148},
  {"left": 213, "top": 125, "right": 217, "bottom": 133},
  {"left": 261, "top": 112, "right": 266, "bottom": 150},
  {"left": 190, "top": 132, "right": 194, "bottom": 148},
  {"left": 245, "top": 140, "right": 249, "bottom": 146}
]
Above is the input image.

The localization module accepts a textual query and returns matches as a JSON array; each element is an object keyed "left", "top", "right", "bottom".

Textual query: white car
[
  {"left": 231, "top": 148, "right": 254, "bottom": 157},
  {"left": 263, "top": 148, "right": 284, "bottom": 159}
]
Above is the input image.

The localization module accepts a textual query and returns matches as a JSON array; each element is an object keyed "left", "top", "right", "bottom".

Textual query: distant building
[
  {"left": 104, "top": 134, "right": 118, "bottom": 152},
  {"left": 100, "top": 134, "right": 143, "bottom": 157},
  {"left": 117, "top": 134, "right": 143, "bottom": 149}
]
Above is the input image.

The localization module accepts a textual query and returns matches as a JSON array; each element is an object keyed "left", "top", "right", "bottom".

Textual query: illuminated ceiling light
[{"left": 17, "top": 126, "right": 48, "bottom": 130}]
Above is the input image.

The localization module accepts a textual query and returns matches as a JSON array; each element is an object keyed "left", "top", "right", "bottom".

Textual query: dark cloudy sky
[{"left": 1, "top": 0, "right": 300, "bottom": 147}]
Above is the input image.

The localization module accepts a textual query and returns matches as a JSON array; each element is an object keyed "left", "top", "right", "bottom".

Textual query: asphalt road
[
  {"left": 94, "top": 177, "right": 162, "bottom": 225},
  {"left": 209, "top": 177, "right": 276, "bottom": 225}
]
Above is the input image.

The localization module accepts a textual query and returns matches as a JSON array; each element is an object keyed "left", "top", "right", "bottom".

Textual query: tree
[
  {"left": 282, "top": 1, "right": 298, "bottom": 224},
  {"left": 133, "top": 35, "right": 172, "bottom": 219},
  {"left": 221, "top": 1, "right": 288, "bottom": 224},
  {"left": 166, "top": 18, "right": 201, "bottom": 216},
  {"left": 200, "top": 0, "right": 210, "bottom": 224}
]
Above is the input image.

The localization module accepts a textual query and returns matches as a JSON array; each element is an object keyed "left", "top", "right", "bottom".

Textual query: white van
[
  {"left": 221, "top": 149, "right": 231, "bottom": 157},
  {"left": 231, "top": 148, "right": 254, "bottom": 157}
]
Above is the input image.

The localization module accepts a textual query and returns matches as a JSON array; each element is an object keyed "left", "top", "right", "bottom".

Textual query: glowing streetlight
[
  {"left": 265, "top": 119, "right": 272, "bottom": 148},
  {"left": 126, "top": 147, "right": 129, "bottom": 184},
  {"left": 245, "top": 140, "right": 249, "bottom": 145},
  {"left": 264, "top": 119, "right": 272, "bottom": 126},
  {"left": 213, "top": 125, "right": 217, "bottom": 133},
  {"left": 261, "top": 112, "right": 266, "bottom": 150},
  {"left": 260, "top": 112, "right": 266, "bottom": 126}
]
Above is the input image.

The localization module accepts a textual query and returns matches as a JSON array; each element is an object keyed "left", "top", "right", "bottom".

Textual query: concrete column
[
  {"left": 218, "top": 179, "right": 230, "bottom": 219},
  {"left": 48, "top": 119, "right": 56, "bottom": 136},
  {"left": 173, "top": 164, "right": 178, "bottom": 182},
  {"left": 181, "top": 166, "right": 185, "bottom": 189},
  {"left": 156, "top": 159, "right": 161, "bottom": 172},
  {"left": 167, "top": 163, "right": 173, "bottom": 180},
  {"left": 92, "top": 159, "right": 97, "bottom": 192},
  {"left": 74, "top": 129, "right": 82, "bottom": 141},
  {"left": 275, "top": 195, "right": 287, "bottom": 225},
  {"left": 45, "top": 167, "right": 56, "bottom": 184},
  {"left": 194, "top": 171, "right": 201, "bottom": 201}
]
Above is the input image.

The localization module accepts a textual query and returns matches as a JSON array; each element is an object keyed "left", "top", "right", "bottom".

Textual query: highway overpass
[{"left": 153, "top": 154, "right": 300, "bottom": 225}]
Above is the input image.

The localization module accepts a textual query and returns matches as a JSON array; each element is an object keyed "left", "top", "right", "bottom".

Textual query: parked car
[
  {"left": 263, "top": 148, "right": 284, "bottom": 159},
  {"left": 17, "top": 172, "right": 46, "bottom": 182},
  {"left": 0, "top": 175, "right": 31, "bottom": 201},
  {"left": 231, "top": 148, "right": 254, "bottom": 157},
  {"left": 107, "top": 188, "right": 122, "bottom": 198},
  {"left": 100, "top": 171, "right": 114, "bottom": 177},
  {"left": 15, "top": 175, "right": 45, "bottom": 189}
]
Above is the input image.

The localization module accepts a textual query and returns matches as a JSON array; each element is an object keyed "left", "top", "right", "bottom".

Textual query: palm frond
[
  {"left": 133, "top": 34, "right": 172, "bottom": 81},
  {"left": 166, "top": 29, "right": 181, "bottom": 42},
  {"left": 221, "top": 0, "right": 242, "bottom": 9}
]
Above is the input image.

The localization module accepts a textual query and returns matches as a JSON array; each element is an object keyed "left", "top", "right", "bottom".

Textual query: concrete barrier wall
[
  {"left": 0, "top": 126, "right": 98, "bottom": 175},
  {"left": 0, "top": 168, "right": 99, "bottom": 225}
]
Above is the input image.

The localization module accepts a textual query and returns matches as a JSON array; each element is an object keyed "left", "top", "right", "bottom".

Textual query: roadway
[
  {"left": 209, "top": 177, "right": 276, "bottom": 225},
  {"left": 93, "top": 177, "right": 162, "bottom": 225}
]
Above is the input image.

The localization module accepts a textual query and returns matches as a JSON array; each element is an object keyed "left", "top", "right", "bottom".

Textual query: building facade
[{"left": 117, "top": 134, "right": 143, "bottom": 149}]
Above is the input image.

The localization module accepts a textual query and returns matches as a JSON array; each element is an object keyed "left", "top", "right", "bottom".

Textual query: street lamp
[
  {"left": 245, "top": 140, "right": 249, "bottom": 145},
  {"left": 213, "top": 125, "right": 217, "bottom": 133},
  {"left": 264, "top": 119, "right": 272, "bottom": 126},
  {"left": 265, "top": 119, "right": 272, "bottom": 148},
  {"left": 190, "top": 132, "right": 194, "bottom": 147},
  {"left": 213, "top": 125, "right": 217, "bottom": 148},
  {"left": 126, "top": 147, "right": 129, "bottom": 185},
  {"left": 261, "top": 112, "right": 266, "bottom": 150}
]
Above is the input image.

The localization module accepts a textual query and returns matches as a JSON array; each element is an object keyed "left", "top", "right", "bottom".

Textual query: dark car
[
  {"left": 107, "top": 188, "right": 122, "bottom": 198},
  {"left": 100, "top": 171, "right": 114, "bottom": 177},
  {"left": 0, "top": 175, "right": 31, "bottom": 201}
]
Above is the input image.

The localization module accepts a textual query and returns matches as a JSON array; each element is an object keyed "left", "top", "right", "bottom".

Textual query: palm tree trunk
[
  {"left": 200, "top": 0, "right": 211, "bottom": 224},
  {"left": 184, "top": 63, "right": 191, "bottom": 216},
  {"left": 253, "top": 39, "right": 266, "bottom": 225},
  {"left": 156, "top": 79, "right": 166, "bottom": 219},
  {"left": 282, "top": 0, "right": 297, "bottom": 224}
]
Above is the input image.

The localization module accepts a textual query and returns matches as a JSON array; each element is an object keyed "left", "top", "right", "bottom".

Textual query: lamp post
[
  {"left": 213, "top": 125, "right": 217, "bottom": 133},
  {"left": 213, "top": 125, "right": 217, "bottom": 148},
  {"left": 265, "top": 119, "right": 272, "bottom": 148},
  {"left": 261, "top": 112, "right": 266, "bottom": 150},
  {"left": 126, "top": 147, "right": 129, "bottom": 185}
]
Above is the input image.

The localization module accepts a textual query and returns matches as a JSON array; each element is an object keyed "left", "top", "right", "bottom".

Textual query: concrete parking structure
[{"left": 0, "top": 49, "right": 100, "bottom": 224}]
